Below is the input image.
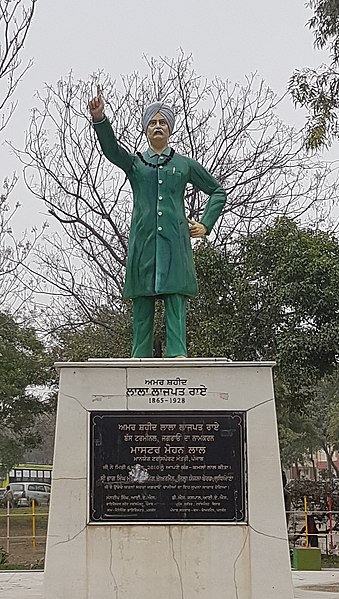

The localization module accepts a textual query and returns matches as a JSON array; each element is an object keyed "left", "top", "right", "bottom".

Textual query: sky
[{"left": 0, "top": 0, "right": 331, "bottom": 232}]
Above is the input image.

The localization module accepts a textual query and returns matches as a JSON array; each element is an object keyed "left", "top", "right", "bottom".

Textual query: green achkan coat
[{"left": 93, "top": 118, "right": 226, "bottom": 299}]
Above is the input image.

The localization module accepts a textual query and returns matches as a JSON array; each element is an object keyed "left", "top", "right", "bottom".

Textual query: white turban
[{"left": 142, "top": 102, "right": 175, "bottom": 134}]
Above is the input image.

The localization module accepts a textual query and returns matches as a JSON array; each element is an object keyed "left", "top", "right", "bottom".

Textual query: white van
[{"left": 9, "top": 482, "right": 51, "bottom": 506}]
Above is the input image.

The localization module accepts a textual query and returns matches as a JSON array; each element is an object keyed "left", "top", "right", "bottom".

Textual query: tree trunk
[
  {"left": 323, "top": 445, "right": 339, "bottom": 478},
  {"left": 310, "top": 452, "right": 317, "bottom": 481}
]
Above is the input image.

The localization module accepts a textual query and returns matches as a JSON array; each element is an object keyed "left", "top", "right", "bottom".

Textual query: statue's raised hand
[{"left": 89, "top": 85, "right": 105, "bottom": 121}]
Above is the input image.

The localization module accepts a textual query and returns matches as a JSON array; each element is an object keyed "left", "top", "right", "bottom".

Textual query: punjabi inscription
[
  {"left": 90, "top": 411, "right": 246, "bottom": 523},
  {"left": 126, "top": 377, "right": 207, "bottom": 405}
]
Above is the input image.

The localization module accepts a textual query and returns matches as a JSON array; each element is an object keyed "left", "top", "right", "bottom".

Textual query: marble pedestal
[{"left": 44, "top": 359, "right": 294, "bottom": 599}]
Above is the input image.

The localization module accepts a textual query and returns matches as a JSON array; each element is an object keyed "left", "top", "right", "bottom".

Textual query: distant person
[
  {"left": 4, "top": 485, "right": 14, "bottom": 508},
  {"left": 281, "top": 468, "right": 291, "bottom": 524},
  {"left": 295, "top": 514, "right": 320, "bottom": 547},
  {"left": 307, "top": 514, "right": 319, "bottom": 548}
]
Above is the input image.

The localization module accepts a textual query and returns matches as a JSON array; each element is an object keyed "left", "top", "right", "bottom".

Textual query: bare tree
[
  {"left": 0, "top": 0, "right": 40, "bottom": 313},
  {"left": 0, "top": 0, "right": 37, "bottom": 131},
  {"left": 14, "top": 52, "right": 339, "bottom": 328},
  {"left": 0, "top": 176, "right": 47, "bottom": 314}
]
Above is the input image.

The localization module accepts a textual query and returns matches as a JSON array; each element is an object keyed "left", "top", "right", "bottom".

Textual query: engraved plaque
[{"left": 90, "top": 411, "right": 246, "bottom": 523}]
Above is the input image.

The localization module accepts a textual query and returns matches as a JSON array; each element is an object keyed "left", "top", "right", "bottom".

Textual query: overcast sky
[{"left": 1, "top": 0, "right": 330, "bottom": 230}]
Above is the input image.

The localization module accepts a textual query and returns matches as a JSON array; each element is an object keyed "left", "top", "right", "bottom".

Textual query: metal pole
[
  {"left": 32, "top": 500, "right": 36, "bottom": 552},
  {"left": 304, "top": 496, "right": 308, "bottom": 547},
  {"left": 328, "top": 495, "right": 334, "bottom": 551},
  {"left": 6, "top": 501, "right": 10, "bottom": 555}
]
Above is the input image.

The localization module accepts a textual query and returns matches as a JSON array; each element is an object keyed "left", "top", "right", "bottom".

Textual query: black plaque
[{"left": 90, "top": 411, "right": 246, "bottom": 523}]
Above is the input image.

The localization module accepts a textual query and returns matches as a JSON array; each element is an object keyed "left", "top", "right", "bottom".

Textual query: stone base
[{"left": 44, "top": 359, "right": 294, "bottom": 599}]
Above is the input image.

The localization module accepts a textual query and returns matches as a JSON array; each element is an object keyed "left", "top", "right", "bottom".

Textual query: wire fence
[
  {"left": 0, "top": 501, "right": 48, "bottom": 566},
  {"left": 287, "top": 509, "right": 339, "bottom": 554},
  {"left": 0, "top": 501, "right": 338, "bottom": 567}
]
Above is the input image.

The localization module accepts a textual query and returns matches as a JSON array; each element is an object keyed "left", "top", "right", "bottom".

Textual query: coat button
[
  {"left": 159, "top": 180, "right": 163, "bottom": 184},
  {"left": 159, "top": 165, "right": 163, "bottom": 169},
  {"left": 158, "top": 226, "right": 162, "bottom": 231},
  {"left": 158, "top": 211, "right": 163, "bottom": 216},
  {"left": 159, "top": 196, "right": 163, "bottom": 200}
]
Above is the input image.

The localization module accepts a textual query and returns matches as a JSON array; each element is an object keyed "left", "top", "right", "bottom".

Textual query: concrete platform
[
  {"left": 293, "top": 570, "right": 339, "bottom": 597},
  {"left": 0, "top": 570, "right": 338, "bottom": 598},
  {"left": 0, "top": 571, "right": 43, "bottom": 598}
]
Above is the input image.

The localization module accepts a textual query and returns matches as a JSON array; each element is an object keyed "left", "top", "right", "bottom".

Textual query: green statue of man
[{"left": 89, "top": 86, "right": 226, "bottom": 358}]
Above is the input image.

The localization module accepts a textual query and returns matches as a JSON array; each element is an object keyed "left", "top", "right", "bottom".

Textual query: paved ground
[
  {"left": 0, "top": 571, "right": 43, "bottom": 599},
  {"left": 0, "top": 569, "right": 338, "bottom": 598},
  {"left": 293, "top": 570, "right": 339, "bottom": 597}
]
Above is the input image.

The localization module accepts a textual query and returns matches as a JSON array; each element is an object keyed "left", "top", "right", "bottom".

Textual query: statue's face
[{"left": 147, "top": 112, "right": 169, "bottom": 146}]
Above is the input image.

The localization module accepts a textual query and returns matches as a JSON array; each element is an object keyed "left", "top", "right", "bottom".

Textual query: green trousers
[{"left": 132, "top": 294, "right": 187, "bottom": 358}]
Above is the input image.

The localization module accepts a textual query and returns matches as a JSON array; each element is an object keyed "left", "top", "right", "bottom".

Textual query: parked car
[{"left": 9, "top": 482, "right": 51, "bottom": 506}]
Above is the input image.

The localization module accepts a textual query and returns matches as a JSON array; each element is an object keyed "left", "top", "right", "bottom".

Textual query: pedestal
[{"left": 44, "top": 359, "right": 294, "bottom": 599}]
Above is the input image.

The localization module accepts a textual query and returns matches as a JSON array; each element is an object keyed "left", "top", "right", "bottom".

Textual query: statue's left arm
[{"left": 188, "top": 159, "right": 226, "bottom": 235}]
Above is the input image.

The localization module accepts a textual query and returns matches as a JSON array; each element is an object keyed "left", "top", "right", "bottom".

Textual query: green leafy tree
[
  {"left": 189, "top": 218, "right": 339, "bottom": 410},
  {"left": 0, "top": 312, "right": 52, "bottom": 472},
  {"left": 51, "top": 305, "right": 132, "bottom": 362},
  {"left": 302, "top": 370, "right": 339, "bottom": 476},
  {"left": 278, "top": 416, "right": 313, "bottom": 476},
  {"left": 189, "top": 221, "right": 339, "bottom": 473},
  {"left": 289, "top": 0, "right": 339, "bottom": 149},
  {"left": 278, "top": 407, "right": 334, "bottom": 480}
]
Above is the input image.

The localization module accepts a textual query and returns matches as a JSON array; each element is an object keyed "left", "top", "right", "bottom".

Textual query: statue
[{"left": 89, "top": 86, "right": 226, "bottom": 358}]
